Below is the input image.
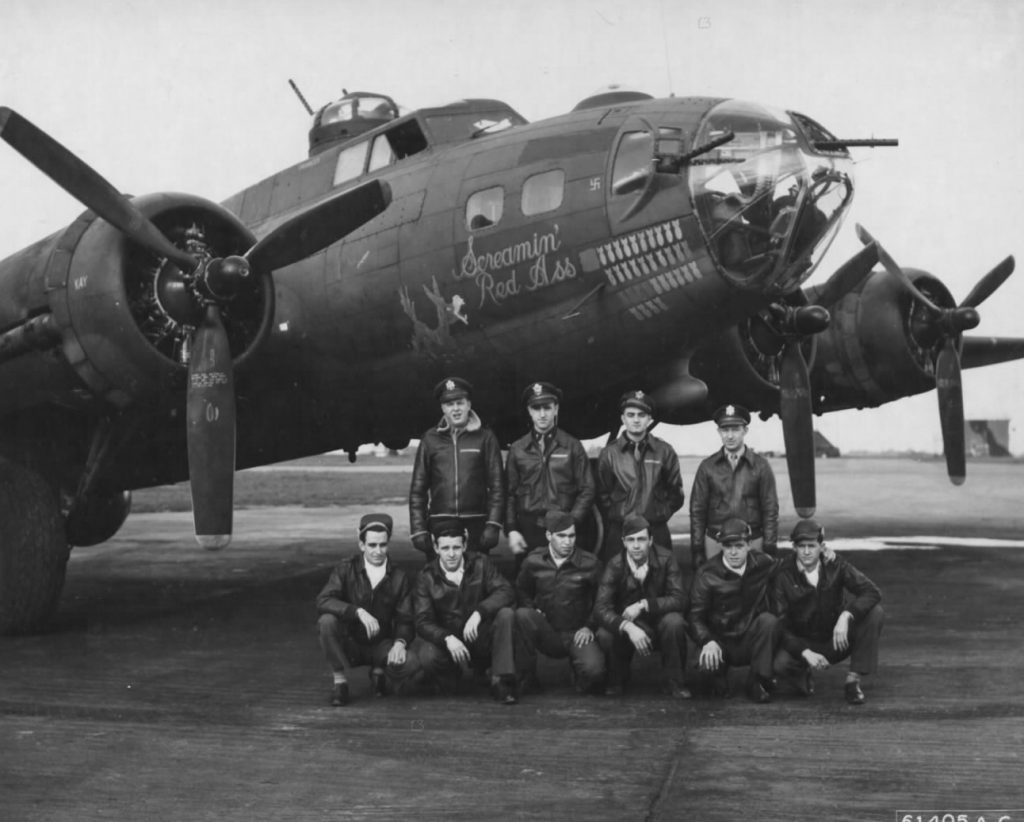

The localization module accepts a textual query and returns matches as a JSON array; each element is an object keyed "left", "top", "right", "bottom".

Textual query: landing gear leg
[{"left": 0, "top": 459, "right": 70, "bottom": 634}]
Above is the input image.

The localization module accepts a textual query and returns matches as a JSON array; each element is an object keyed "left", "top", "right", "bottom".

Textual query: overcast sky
[{"left": 2, "top": 0, "right": 1022, "bottom": 456}]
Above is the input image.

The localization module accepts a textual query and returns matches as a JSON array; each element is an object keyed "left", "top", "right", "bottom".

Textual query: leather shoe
[
  {"left": 329, "top": 682, "right": 350, "bottom": 707},
  {"left": 844, "top": 680, "right": 866, "bottom": 705},
  {"left": 794, "top": 669, "right": 815, "bottom": 697},
  {"left": 491, "top": 677, "right": 518, "bottom": 705},
  {"left": 370, "top": 668, "right": 388, "bottom": 697},
  {"left": 710, "top": 667, "right": 733, "bottom": 699},
  {"left": 665, "top": 680, "right": 693, "bottom": 700},
  {"left": 517, "top": 672, "right": 544, "bottom": 695},
  {"left": 746, "top": 677, "right": 772, "bottom": 704}
]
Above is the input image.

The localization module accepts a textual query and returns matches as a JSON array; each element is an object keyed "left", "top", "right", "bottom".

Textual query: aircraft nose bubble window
[{"left": 689, "top": 100, "right": 854, "bottom": 288}]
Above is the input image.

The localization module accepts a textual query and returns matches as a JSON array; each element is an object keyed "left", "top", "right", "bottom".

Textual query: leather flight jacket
[
  {"left": 772, "top": 553, "right": 882, "bottom": 657},
  {"left": 596, "top": 433, "right": 685, "bottom": 525},
  {"left": 594, "top": 544, "right": 686, "bottom": 634},
  {"left": 689, "top": 447, "right": 779, "bottom": 557},
  {"left": 316, "top": 555, "right": 416, "bottom": 646},
  {"left": 515, "top": 546, "right": 603, "bottom": 633},
  {"left": 505, "top": 427, "right": 596, "bottom": 532},
  {"left": 409, "top": 411, "right": 506, "bottom": 540},
  {"left": 688, "top": 551, "right": 779, "bottom": 646},
  {"left": 413, "top": 552, "right": 515, "bottom": 646}
]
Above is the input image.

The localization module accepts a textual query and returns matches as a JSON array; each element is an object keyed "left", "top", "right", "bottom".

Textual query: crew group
[{"left": 316, "top": 378, "right": 884, "bottom": 707}]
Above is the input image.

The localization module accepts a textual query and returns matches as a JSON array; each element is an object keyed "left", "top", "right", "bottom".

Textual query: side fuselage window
[
  {"left": 334, "top": 143, "right": 369, "bottom": 186},
  {"left": 466, "top": 186, "right": 504, "bottom": 230},
  {"left": 522, "top": 169, "right": 565, "bottom": 216}
]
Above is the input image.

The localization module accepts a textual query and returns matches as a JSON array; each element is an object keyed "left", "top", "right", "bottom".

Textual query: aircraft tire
[{"left": 0, "top": 459, "right": 71, "bottom": 635}]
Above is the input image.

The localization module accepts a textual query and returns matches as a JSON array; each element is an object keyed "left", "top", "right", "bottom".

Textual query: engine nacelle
[
  {"left": 0, "top": 193, "right": 267, "bottom": 415},
  {"left": 809, "top": 268, "right": 954, "bottom": 411},
  {"left": 680, "top": 311, "right": 816, "bottom": 425},
  {"left": 65, "top": 489, "right": 132, "bottom": 547}
]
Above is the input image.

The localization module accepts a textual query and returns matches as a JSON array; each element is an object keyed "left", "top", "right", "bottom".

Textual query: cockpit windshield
[{"left": 689, "top": 100, "right": 854, "bottom": 291}]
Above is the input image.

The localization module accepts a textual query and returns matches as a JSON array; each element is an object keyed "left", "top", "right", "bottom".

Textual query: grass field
[{"left": 131, "top": 453, "right": 1024, "bottom": 540}]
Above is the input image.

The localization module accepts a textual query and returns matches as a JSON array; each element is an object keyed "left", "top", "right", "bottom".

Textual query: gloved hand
[
  {"left": 478, "top": 524, "right": 500, "bottom": 552},
  {"left": 691, "top": 549, "right": 706, "bottom": 570},
  {"left": 411, "top": 533, "right": 433, "bottom": 556}
]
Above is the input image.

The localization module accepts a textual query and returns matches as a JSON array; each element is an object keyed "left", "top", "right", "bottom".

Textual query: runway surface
[{"left": 2, "top": 459, "right": 1023, "bottom": 821}]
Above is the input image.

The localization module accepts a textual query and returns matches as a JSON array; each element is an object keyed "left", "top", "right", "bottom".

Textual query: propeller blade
[
  {"left": 961, "top": 335, "right": 1024, "bottom": 369},
  {"left": 186, "top": 305, "right": 236, "bottom": 549},
  {"left": 246, "top": 179, "right": 391, "bottom": 273},
  {"left": 960, "top": 255, "right": 1015, "bottom": 309},
  {"left": 0, "top": 107, "right": 197, "bottom": 271},
  {"left": 854, "top": 224, "right": 943, "bottom": 314},
  {"left": 812, "top": 242, "right": 879, "bottom": 307},
  {"left": 935, "top": 338, "right": 966, "bottom": 485},
  {"left": 779, "top": 340, "right": 816, "bottom": 517}
]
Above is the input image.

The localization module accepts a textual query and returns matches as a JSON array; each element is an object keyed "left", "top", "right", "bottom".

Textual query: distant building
[
  {"left": 965, "top": 420, "right": 1012, "bottom": 457},
  {"left": 813, "top": 430, "right": 840, "bottom": 458}
]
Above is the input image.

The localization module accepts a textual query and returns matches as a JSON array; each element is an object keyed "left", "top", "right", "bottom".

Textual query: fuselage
[
  {"left": 0, "top": 92, "right": 855, "bottom": 490},
  {"left": 217, "top": 93, "right": 853, "bottom": 470}
]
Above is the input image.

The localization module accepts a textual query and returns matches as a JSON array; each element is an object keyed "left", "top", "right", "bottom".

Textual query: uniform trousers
[
  {"left": 773, "top": 604, "right": 885, "bottom": 678},
  {"left": 514, "top": 607, "right": 605, "bottom": 689},
  {"left": 415, "top": 606, "right": 517, "bottom": 680},
  {"left": 316, "top": 614, "right": 420, "bottom": 683},
  {"left": 596, "top": 611, "right": 688, "bottom": 687},
  {"left": 702, "top": 611, "right": 780, "bottom": 680}
]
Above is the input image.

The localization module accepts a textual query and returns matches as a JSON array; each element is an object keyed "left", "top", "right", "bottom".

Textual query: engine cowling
[
  {"left": 680, "top": 307, "right": 816, "bottom": 424},
  {"left": 809, "top": 267, "right": 956, "bottom": 411},
  {"left": 36, "top": 193, "right": 268, "bottom": 409}
]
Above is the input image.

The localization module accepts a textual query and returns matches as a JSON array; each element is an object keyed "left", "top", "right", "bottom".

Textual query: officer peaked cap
[
  {"left": 434, "top": 377, "right": 473, "bottom": 403},
  {"left": 620, "top": 389, "right": 654, "bottom": 415},
  {"left": 523, "top": 381, "right": 562, "bottom": 407},
  {"left": 713, "top": 404, "right": 751, "bottom": 427}
]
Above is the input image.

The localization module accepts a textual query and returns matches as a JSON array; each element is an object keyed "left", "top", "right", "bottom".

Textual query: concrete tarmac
[{"left": 2, "top": 460, "right": 1024, "bottom": 821}]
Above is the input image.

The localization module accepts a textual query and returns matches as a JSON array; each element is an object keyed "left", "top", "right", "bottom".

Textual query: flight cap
[
  {"left": 358, "top": 513, "right": 393, "bottom": 539},
  {"left": 790, "top": 519, "right": 825, "bottom": 544},
  {"left": 431, "top": 518, "right": 467, "bottom": 541},
  {"left": 716, "top": 517, "right": 752, "bottom": 545},
  {"left": 544, "top": 510, "right": 575, "bottom": 533},
  {"left": 622, "top": 513, "right": 651, "bottom": 538}
]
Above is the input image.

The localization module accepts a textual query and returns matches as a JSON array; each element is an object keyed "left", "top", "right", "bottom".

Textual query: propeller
[
  {"left": 0, "top": 107, "right": 198, "bottom": 271},
  {"left": 187, "top": 305, "right": 236, "bottom": 548},
  {"left": 2, "top": 106, "right": 391, "bottom": 546},
  {"left": 779, "top": 336, "right": 816, "bottom": 517},
  {"left": 754, "top": 243, "right": 880, "bottom": 517},
  {"left": 855, "top": 224, "right": 1015, "bottom": 484}
]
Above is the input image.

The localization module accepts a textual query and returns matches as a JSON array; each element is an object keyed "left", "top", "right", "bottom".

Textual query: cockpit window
[
  {"left": 466, "top": 186, "right": 504, "bottom": 230},
  {"left": 368, "top": 134, "right": 395, "bottom": 172},
  {"left": 689, "top": 100, "right": 854, "bottom": 290},
  {"left": 611, "top": 131, "right": 653, "bottom": 196}
]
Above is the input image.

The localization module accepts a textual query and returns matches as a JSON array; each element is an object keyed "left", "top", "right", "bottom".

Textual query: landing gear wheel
[{"left": 0, "top": 460, "right": 70, "bottom": 634}]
